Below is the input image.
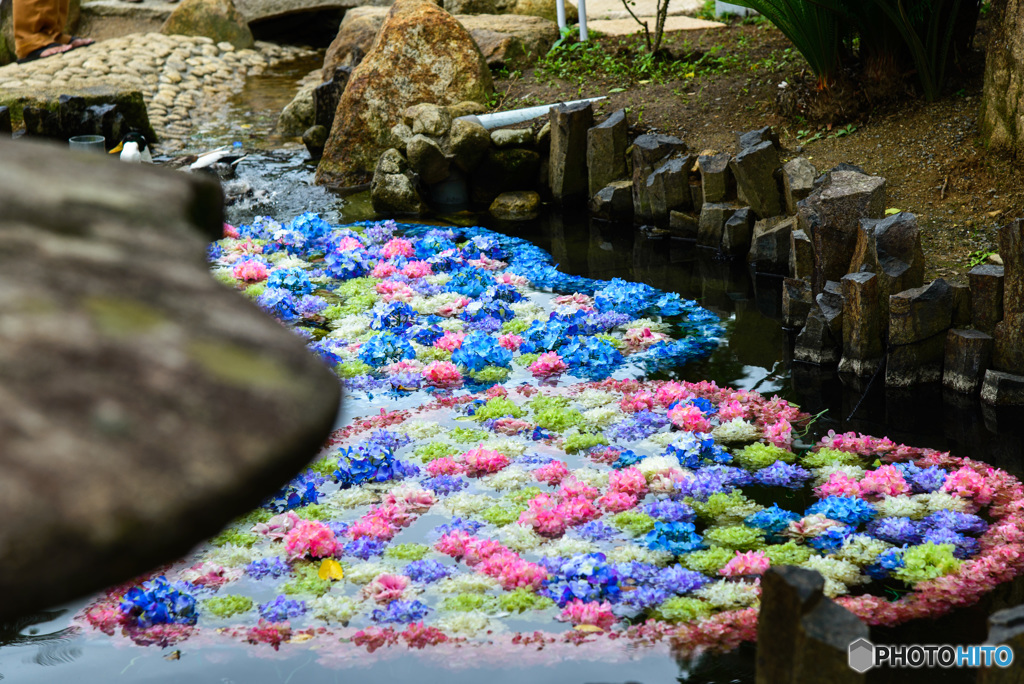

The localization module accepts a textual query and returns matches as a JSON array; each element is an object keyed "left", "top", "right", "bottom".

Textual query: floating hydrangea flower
[
  {"left": 120, "top": 577, "right": 198, "bottom": 628},
  {"left": 258, "top": 595, "right": 306, "bottom": 622},
  {"left": 806, "top": 496, "right": 876, "bottom": 526}
]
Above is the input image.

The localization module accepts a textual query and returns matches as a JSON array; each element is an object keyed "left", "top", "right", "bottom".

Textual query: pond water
[{"left": 2, "top": 56, "right": 1022, "bottom": 684}]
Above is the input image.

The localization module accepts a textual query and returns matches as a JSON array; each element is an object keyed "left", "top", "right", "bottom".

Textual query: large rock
[
  {"left": 887, "top": 279, "right": 952, "bottom": 387},
  {"left": 969, "top": 264, "right": 1005, "bottom": 334},
  {"left": 447, "top": 116, "right": 492, "bottom": 172},
  {"left": 748, "top": 215, "right": 794, "bottom": 274},
  {"left": 277, "top": 85, "right": 315, "bottom": 136},
  {"left": 587, "top": 109, "right": 628, "bottom": 197},
  {"left": 0, "top": 138, "right": 340, "bottom": 621},
  {"left": 461, "top": 14, "right": 559, "bottom": 69},
  {"left": 233, "top": 0, "right": 386, "bottom": 23},
  {"left": 944, "top": 329, "right": 994, "bottom": 395},
  {"left": 838, "top": 271, "right": 883, "bottom": 376},
  {"left": 548, "top": 100, "right": 593, "bottom": 200},
  {"left": 644, "top": 154, "right": 693, "bottom": 222},
  {"left": 322, "top": 6, "right": 388, "bottom": 77},
  {"left": 513, "top": 0, "right": 577, "bottom": 23},
  {"left": 316, "top": 0, "right": 493, "bottom": 187},
  {"left": 800, "top": 170, "right": 886, "bottom": 294},
  {"left": 590, "top": 180, "right": 633, "bottom": 220},
  {"left": 161, "top": 0, "right": 254, "bottom": 49},
  {"left": 489, "top": 190, "right": 540, "bottom": 220},
  {"left": 370, "top": 148, "right": 428, "bottom": 214},
  {"left": 631, "top": 133, "right": 686, "bottom": 220},
  {"left": 782, "top": 156, "right": 816, "bottom": 214},
  {"left": 697, "top": 152, "right": 733, "bottom": 203},
  {"left": 445, "top": 0, "right": 504, "bottom": 14},
  {"left": 756, "top": 566, "right": 825, "bottom": 684},
  {"left": 406, "top": 133, "right": 450, "bottom": 185}
]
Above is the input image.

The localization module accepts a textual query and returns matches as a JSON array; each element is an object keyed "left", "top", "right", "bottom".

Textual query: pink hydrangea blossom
[
  {"left": 553, "top": 293, "right": 594, "bottom": 310},
  {"left": 362, "top": 573, "right": 410, "bottom": 604},
  {"left": 858, "top": 464, "right": 910, "bottom": 499},
  {"left": 375, "top": 280, "right": 415, "bottom": 302},
  {"left": 422, "top": 361, "right": 463, "bottom": 389},
  {"left": 401, "top": 261, "right": 433, "bottom": 278},
  {"left": 436, "top": 296, "right": 472, "bottom": 318},
  {"left": 464, "top": 447, "right": 510, "bottom": 476},
  {"left": 383, "top": 359, "right": 423, "bottom": 375},
  {"left": 717, "top": 399, "right": 747, "bottom": 422},
  {"left": 223, "top": 223, "right": 238, "bottom": 238},
  {"left": 252, "top": 511, "right": 300, "bottom": 540},
  {"left": 401, "top": 623, "right": 448, "bottom": 648},
  {"left": 284, "top": 519, "right": 337, "bottom": 560},
  {"left": 381, "top": 238, "right": 414, "bottom": 258},
  {"left": 558, "top": 478, "right": 600, "bottom": 500},
  {"left": 623, "top": 327, "right": 671, "bottom": 353},
  {"left": 371, "top": 262, "right": 397, "bottom": 278},
  {"left": 608, "top": 467, "right": 648, "bottom": 497},
  {"left": 530, "top": 352, "right": 568, "bottom": 377},
  {"left": 468, "top": 255, "right": 507, "bottom": 270},
  {"left": 619, "top": 391, "right": 655, "bottom": 413},
  {"left": 942, "top": 466, "right": 995, "bottom": 507},
  {"left": 433, "top": 331, "right": 465, "bottom": 352},
  {"left": 495, "top": 273, "right": 529, "bottom": 286},
  {"left": 179, "top": 562, "right": 243, "bottom": 588},
  {"left": 763, "top": 419, "right": 793, "bottom": 449},
  {"left": 426, "top": 457, "right": 468, "bottom": 477},
  {"left": 654, "top": 381, "right": 694, "bottom": 407},
  {"left": 498, "top": 334, "right": 525, "bottom": 351},
  {"left": 384, "top": 487, "right": 436, "bottom": 513},
  {"left": 492, "top": 417, "right": 532, "bottom": 435},
  {"left": 597, "top": 491, "right": 637, "bottom": 512},
  {"left": 719, "top": 551, "right": 770, "bottom": 576},
  {"left": 336, "top": 236, "right": 364, "bottom": 251},
  {"left": 648, "top": 468, "right": 688, "bottom": 495},
  {"left": 668, "top": 403, "right": 711, "bottom": 432},
  {"left": 815, "top": 471, "right": 863, "bottom": 498},
  {"left": 232, "top": 259, "right": 269, "bottom": 282},
  {"left": 557, "top": 599, "right": 616, "bottom": 631},
  {"left": 534, "top": 460, "right": 571, "bottom": 486}
]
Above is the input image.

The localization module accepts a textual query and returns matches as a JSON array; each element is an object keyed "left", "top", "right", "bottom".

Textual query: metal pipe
[
  {"left": 578, "top": 0, "right": 588, "bottom": 41},
  {"left": 556, "top": 0, "right": 566, "bottom": 30},
  {"left": 457, "top": 96, "right": 606, "bottom": 130}
]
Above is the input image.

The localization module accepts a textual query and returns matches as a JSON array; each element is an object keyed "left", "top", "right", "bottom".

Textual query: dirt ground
[{"left": 493, "top": 12, "right": 1021, "bottom": 281}]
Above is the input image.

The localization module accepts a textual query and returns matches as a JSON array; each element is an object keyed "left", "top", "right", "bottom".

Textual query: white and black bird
[{"left": 108, "top": 131, "right": 153, "bottom": 163}]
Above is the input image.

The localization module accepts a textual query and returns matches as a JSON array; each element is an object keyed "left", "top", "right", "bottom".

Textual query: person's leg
[{"left": 12, "top": 0, "right": 70, "bottom": 59}]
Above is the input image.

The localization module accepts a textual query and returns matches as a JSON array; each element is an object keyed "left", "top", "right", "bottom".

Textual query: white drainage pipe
[{"left": 457, "top": 97, "right": 607, "bottom": 130}]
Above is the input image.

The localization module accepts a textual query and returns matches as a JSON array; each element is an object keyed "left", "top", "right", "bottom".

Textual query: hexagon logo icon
[{"left": 848, "top": 638, "right": 875, "bottom": 673}]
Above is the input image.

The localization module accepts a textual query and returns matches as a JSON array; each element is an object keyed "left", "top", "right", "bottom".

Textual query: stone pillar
[
  {"left": 783, "top": 277, "right": 812, "bottom": 328},
  {"left": 782, "top": 156, "right": 816, "bottom": 214},
  {"left": 730, "top": 140, "right": 783, "bottom": 219},
  {"left": 848, "top": 212, "right": 925, "bottom": 326},
  {"left": 790, "top": 228, "right": 814, "bottom": 281},
  {"left": 631, "top": 133, "right": 686, "bottom": 221},
  {"left": 943, "top": 329, "right": 993, "bottom": 394},
  {"left": 698, "top": 152, "right": 733, "bottom": 203},
  {"left": 756, "top": 566, "right": 825, "bottom": 684},
  {"left": 645, "top": 154, "right": 693, "bottom": 222},
  {"left": 886, "top": 279, "right": 952, "bottom": 387},
  {"left": 548, "top": 101, "right": 593, "bottom": 200},
  {"left": 993, "top": 219, "right": 1024, "bottom": 375},
  {"left": 721, "top": 208, "right": 754, "bottom": 256},
  {"left": 748, "top": 215, "right": 795, "bottom": 274},
  {"left": 977, "top": 604, "right": 1024, "bottom": 684},
  {"left": 969, "top": 263, "right": 1005, "bottom": 334},
  {"left": 839, "top": 272, "right": 883, "bottom": 376},
  {"left": 791, "top": 599, "right": 868, "bottom": 684},
  {"left": 586, "top": 109, "right": 627, "bottom": 197},
  {"left": 697, "top": 202, "right": 741, "bottom": 249}
]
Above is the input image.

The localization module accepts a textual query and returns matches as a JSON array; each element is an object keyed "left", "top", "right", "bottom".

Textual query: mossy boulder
[
  {"left": 161, "top": 0, "right": 254, "bottom": 50},
  {"left": 316, "top": 0, "right": 493, "bottom": 188}
]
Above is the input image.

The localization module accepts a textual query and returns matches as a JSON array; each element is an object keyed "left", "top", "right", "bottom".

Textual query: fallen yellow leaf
[
  {"left": 289, "top": 633, "right": 315, "bottom": 643},
  {"left": 319, "top": 558, "right": 345, "bottom": 581},
  {"left": 573, "top": 624, "right": 605, "bottom": 633}
]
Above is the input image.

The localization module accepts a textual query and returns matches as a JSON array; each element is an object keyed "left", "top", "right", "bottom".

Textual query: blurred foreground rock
[{"left": 0, "top": 138, "right": 341, "bottom": 620}]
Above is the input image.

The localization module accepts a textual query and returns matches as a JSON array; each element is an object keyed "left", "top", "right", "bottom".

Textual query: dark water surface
[{"left": 4, "top": 56, "right": 1023, "bottom": 683}]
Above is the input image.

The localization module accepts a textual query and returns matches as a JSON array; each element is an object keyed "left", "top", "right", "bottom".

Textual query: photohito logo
[{"left": 848, "top": 639, "right": 1015, "bottom": 671}]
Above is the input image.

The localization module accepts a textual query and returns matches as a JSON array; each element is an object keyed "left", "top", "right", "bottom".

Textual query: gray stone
[
  {"left": 950, "top": 282, "right": 972, "bottom": 328},
  {"left": 491, "top": 127, "right": 534, "bottom": 148},
  {"left": 631, "top": 133, "right": 686, "bottom": 219},
  {"left": 645, "top": 155, "right": 693, "bottom": 222},
  {"left": 748, "top": 215, "right": 795, "bottom": 274},
  {"left": 736, "top": 125, "right": 780, "bottom": 151},
  {"left": 849, "top": 211, "right": 925, "bottom": 325},
  {"left": 994, "top": 313, "right": 1024, "bottom": 374},
  {"left": 790, "top": 228, "right": 814, "bottom": 281},
  {"left": 0, "top": 106, "right": 9, "bottom": 137},
  {"left": 371, "top": 171, "right": 427, "bottom": 215},
  {"left": 590, "top": 180, "right": 633, "bottom": 220},
  {"left": 887, "top": 279, "right": 952, "bottom": 387},
  {"left": 0, "top": 138, "right": 340, "bottom": 621},
  {"left": 276, "top": 85, "right": 315, "bottom": 137},
  {"left": 233, "top": 0, "right": 382, "bottom": 23},
  {"left": 697, "top": 152, "right": 732, "bottom": 203},
  {"left": 445, "top": 0, "right": 499, "bottom": 15},
  {"left": 944, "top": 329, "right": 994, "bottom": 394},
  {"left": 999, "top": 218, "right": 1024, "bottom": 314},
  {"left": 838, "top": 272, "right": 884, "bottom": 376},
  {"left": 689, "top": 178, "right": 703, "bottom": 213},
  {"left": 406, "top": 134, "right": 450, "bottom": 185},
  {"left": 782, "top": 156, "right": 816, "bottom": 215},
  {"left": 970, "top": 264, "right": 1004, "bottom": 334},
  {"left": 489, "top": 190, "right": 540, "bottom": 220},
  {"left": 458, "top": 15, "right": 560, "bottom": 70},
  {"left": 302, "top": 124, "right": 328, "bottom": 160},
  {"left": 981, "top": 369, "right": 1024, "bottom": 405},
  {"left": 818, "top": 280, "right": 845, "bottom": 338},
  {"left": 792, "top": 599, "right": 868, "bottom": 684},
  {"left": 387, "top": 123, "right": 414, "bottom": 150},
  {"left": 447, "top": 117, "right": 492, "bottom": 172},
  {"left": 407, "top": 103, "right": 453, "bottom": 138},
  {"left": 814, "top": 163, "right": 867, "bottom": 188},
  {"left": 979, "top": 604, "right": 1024, "bottom": 684},
  {"left": 669, "top": 210, "right": 699, "bottom": 240},
  {"left": 756, "top": 566, "right": 825, "bottom": 684},
  {"left": 794, "top": 304, "right": 841, "bottom": 364},
  {"left": 586, "top": 109, "right": 627, "bottom": 197},
  {"left": 161, "top": 0, "right": 254, "bottom": 49},
  {"left": 313, "top": 66, "right": 351, "bottom": 130},
  {"left": 783, "top": 277, "right": 812, "bottom": 328},
  {"left": 321, "top": 6, "right": 388, "bottom": 75},
  {"left": 697, "top": 202, "right": 740, "bottom": 249},
  {"left": 548, "top": 100, "right": 593, "bottom": 200},
  {"left": 801, "top": 171, "right": 886, "bottom": 294},
  {"left": 730, "top": 140, "right": 782, "bottom": 219},
  {"left": 721, "top": 207, "right": 754, "bottom": 256}
]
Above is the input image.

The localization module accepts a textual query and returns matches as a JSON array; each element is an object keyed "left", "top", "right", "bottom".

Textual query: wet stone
[
  {"left": 586, "top": 109, "right": 627, "bottom": 197},
  {"left": 721, "top": 207, "right": 754, "bottom": 256},
  {"left": 408, "top": 103, "right": 452, "bottom": 137},
  {"left": 792, "top": 598, "right": 868, "bottom": 684},
  {"left": 406, "top": 134, "right": 450, "bottom": 185},
  {"left": 644, "top": 154, "right": 693, "bottom": 223},
  {"left": 748, "top": 215, "right": 795, "bottom": 274},
  {"left": 783, "top": 277, "right": 813, "bottom": 328},
  {"left": 782, "top": 156, "right": 816, "bottom": 215},
  {"left": 631, "top": 133, "right": 686, "bottom": 219},
  {"left": 993, "top": 312, "right": 1024, "bottom": 375},
  {"left": 802, "top": 171, "right": 886, "bottom": 294},
  {"left": 689, "top": 178, "right": 704, "bottom": 213},
  {"left": 838, "top": 271, "right": 883, "bottom": 377},
  {"left": 970, "top": 263, "right": 1005, "bottom": 334},
  {"left": 790, "top": 228, "right": 814, "bottom": 281},
  {"left": 818, "top": 280, "right": 845, "bottom": 338},
  {"left": 447, "top": 117, "right": 491, "bottom": 172},
  {"left": 489, "top": 190, "right": 540, "bottom": 221},
  {"left": 698, "top": 152, "right": 733, "bottom": 203},
  {"left": 669, "top": 210, "right": 699, "bottom": 240},
  {"left": 313, "top": 66, "right": 351, "bottom": 131},
  {"left": 697, "top": 201, "right": 740, "bottom": 249},
  {"left": 950, "top": 282, "right": 972, "bottom": 328},
  {"left": 590, "top": 180, "right": 633, "bottom": 221},
  {"left": 491, "top": 127, "right": 534, "bottom": 148},
  {"left": 548, "top": 100, "right": 593, "bottom": 200},
  {"left": 981, "top": 369, "right": 1024, "bottom": 406},
  {"left": 370, "top": 170, "right": 426, "bottom": 215},
  {"left": 944, "top": 329, "right": 994, "bottom": 395},
  {"left": 756, "top": 566, "right": 825, "bottom": 684},
  {"left": 887, "top": 280, "right": 952, "bottom": 387},
  {"left": 302, "top": 124, "right": 328, "bottom": 161},
  {"left": 849, "top": 212, "right": 925, "bottom": 325},
  {"left": 730, "top": 140, "right": 782, "bottom": 219},
  {"left": 999, "top": 218, "right": 1024, "bottom": 314},
  {"left": 794, "top": 302, "right": 841, "bottom": 365}
]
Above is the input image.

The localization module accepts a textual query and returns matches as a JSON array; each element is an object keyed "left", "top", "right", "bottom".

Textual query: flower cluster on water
[{"left": 77, "top": 218, "right": 1024, "bottom": 658}]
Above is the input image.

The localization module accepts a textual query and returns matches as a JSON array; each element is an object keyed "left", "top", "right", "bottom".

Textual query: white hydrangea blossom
[
  {"left": 329, "top": 314, "right": 374, "bottom": 340},
  {"left": 873, "top": 495, "right": 928, "bottom": 520},
  {"left": 481, "top": 466, "right": 532, "bottom": 492},
  {"left": 442, "top": 493, "right": 497, "bottom": 517},
  {"left": 497, "top": 523, "right": 545, "bottom": 552},
  {"left": 711, "top": 418, "right": 761, "bottom": 445},
  {"left": 538, "top": 537, "right": 598, "bottom": 558},
  {"left": 432, "top": 574, "right": 501, "bottom": 595},
  {"left": 510, "top": 301, "right": 544, "bottom": 320},
  {"left": 810, "top": 464, "right": 866, "bottom": 487},
  {"left": 323, "top": 486, "right": 381, "bottom": 510},
  {"left": 605, "top": 545, "right": 673, "bottom": 566},
  {"left": 642, "top": 432, "right": 679, "bottom": 450},
  {"left": 424, "top": 273, "right": 451, "bottom": 287},
  {"left": 801, "top": 555, "right": 868, "bottom": 597},
  {"left": 637, "top": 455, "right": 682, "bottom": 477},
  {"left": 619, "top": 317, "right": 671, "bottom": 333},
  {"left": 413, "top": 292, "right": 464, "bottom": 316},
  {"left": 481, "top": 438, "right": 527, "bottom": 458},
  {"left": 570, "top": 468, "right": 610, "bottom": 489},
  {"left": 917, "top": 491, "right": 969, "bottom": 513},
  {"left": 694, "top": 580, "right": 761, "bottom": 609},
  {"left": 834, "top": 534, "right": 892, "bottom": 566},
  {"left": 574, "top": 389, "right": 619, "bottom": 409},
  {"left": 344, "top": 562, "right": 393, "bottom": 585},
  {"left": 400, "top": 420, "right": 445, "bottom": 440},
  {"left": 203, "top": 543, "right": 266, "bottom": 568},
  {"left": 435, "top": 611, "right": 498, "bottom": 635},
  {"left": 309, "top": 594, "right": 363, "bottom": 624},
  {"left": 583, "top": 405, "right": 623, "bottom": 429}
]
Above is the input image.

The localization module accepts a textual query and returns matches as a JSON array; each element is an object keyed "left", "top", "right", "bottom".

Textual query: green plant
[
  {"left": 968, "top": 248, "right": 997, "bottom": 267},
  {"left": 832, "top": 123, "right": 857, "bottom": 138},
  {"left": 620, "top": 0, "right": 673, "bottom": 54}
]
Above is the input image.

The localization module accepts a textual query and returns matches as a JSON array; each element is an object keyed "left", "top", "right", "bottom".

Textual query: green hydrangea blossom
[
  {"left": 210, "top": 529, "right": 260, "bottom": 548},
  {"left": 504, "top": 487, "right": 543, "bottom": 506},
  {"left": 469, "top": 366, "right": 511, "bottom": 383},
  {"left": 478, "top": 504, "right": 526, "bottom": 527},
  {"left": 337, "top": 361, "right": 373, "bottom": 378},
  {"left": 415, "top": 442, "right": 459, "bottom": 463},
  {"left": 680, "top": 547, "right": 736, "bottom": 574},
  {"left": 764, "top": 541, "right": 813, "bottom": 566},
  {"left": 473, "top": 397, "right": 525, "bottom": 421},
  {"left": 450, "top": 427, "right": 490, "bottom": 444},
  {"left": 655, "top": 597, "right": 714, "bottom": 622},
  {"left": 498, "top": 588, "right": 554, "bottom": 613},
  {"left": 893, "top": 543, "right": 962, "bottom": 584},
  {"left": 802, "top": 447, "right": 864, "bottom": 468},
  {"left": 203, "top": 595, "right": 254, "bottom": 619},
  {"left": 703, "top": 525, "right": 767, "bottom": 550},
  {"left": 243, "top": 282, "right": 267, "bottom": 299},
  {"left": 734, "top": 443, "right": 796, "bottom": 470},
  {"left": 384, "top": 543, "right": 432, "bottom": 561},
  {"left": 294, "top": 504, "right": 329, "bottom": 521},
  {"left": 501, "top": 319, "right": 529, "bottom": 335},
  {"left": 442, "top": 593, "right": 497, "bottom": 612},
  {"left": 563, "top": 432, "right": 609, "bottom": 454},
  {"left": 281, "top": 564, "right": 333, "bottom": 597},
  {"left": 610, "top": 510, "right": 656, "bottom": 536},
  {"left": 687, "top": 491, "right": 755, "bottom": 520},
  {"left": 515, "top": 352, "right": 541, "bottom": 368},
  {"left": 416, "top": 346, "right": 453, "bottom": 363}
]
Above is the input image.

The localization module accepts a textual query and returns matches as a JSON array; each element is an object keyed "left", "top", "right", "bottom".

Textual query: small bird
[
  {"left": 108, "top": 132, "right": 153, "bottom": 163},
  {"left": 188, "top": 144, "right": 248, "bottom": 180}
]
